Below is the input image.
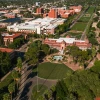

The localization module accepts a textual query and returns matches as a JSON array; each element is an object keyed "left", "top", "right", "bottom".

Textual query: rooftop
[
  {"left": 7, "top": 17, "right": 66, "bottom": 31},
  {"left": 4, "top": 33, "right": 21, "bottom": 39},
  {"left": 0, "top": 48, "right": 14, "bottom": 53},
  {"left": 96, "top": 97, "right": 100, "bottom": 100}
]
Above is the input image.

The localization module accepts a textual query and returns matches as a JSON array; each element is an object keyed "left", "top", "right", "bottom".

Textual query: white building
[{"left": 7, "top": 17, "right": 66, "bottom": 34}]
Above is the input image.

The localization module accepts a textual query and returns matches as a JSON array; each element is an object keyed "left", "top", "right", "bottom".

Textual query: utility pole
[
  {"left": 37, "top": 63, "right": 40, "bottom": 93},
  {"left": 37, "top": 65, "right": 39, "bottom": 92}
]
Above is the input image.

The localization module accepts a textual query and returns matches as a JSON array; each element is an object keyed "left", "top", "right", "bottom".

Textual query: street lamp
[{"left": 37, "top": 62, "right": 40, "bottom": 93}]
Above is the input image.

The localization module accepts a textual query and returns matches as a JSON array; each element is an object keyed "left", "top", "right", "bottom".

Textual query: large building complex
[
  {"left": 37, "top": 5, "right": 82, "bottom": 18},
  {"left": 43, "top": 37, "right": 91, "bottom": 51},
  {"left": 7, "top": 17, "right": 66, "bottom": 34}
]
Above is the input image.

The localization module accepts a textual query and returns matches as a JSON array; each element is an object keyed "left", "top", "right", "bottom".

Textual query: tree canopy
[
  {"left": 43, "top": 61, "right": 100, "bottom": 100},
  {"left": 0, "top": 51, "right": 11, "bottom": 78}
]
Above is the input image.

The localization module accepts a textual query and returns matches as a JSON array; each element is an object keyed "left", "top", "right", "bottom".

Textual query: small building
[
  {"left": 3, "top": 33, "right": 22, "bottom": 46},
  {"left": 69, "top": 5, "right": 82, "bottom": 13}
]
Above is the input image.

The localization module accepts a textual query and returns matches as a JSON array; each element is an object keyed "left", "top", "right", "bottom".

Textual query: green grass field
[
  {"left": 31, "top": 84, "right": 48, "bottom": 100},
  {"left": 79, "top": 6, "right": 95, "bottom": 22},
  {"left": 0, "top": 73, "right": 13, "bottom": 89},
  {"left": 71, "top": 22, "right": 87, "bottom": 31},
  {"left": 79, "top": 16, "right": 90, "bottom": 22},
  {"left": 33, "top": 62, "right": 72, "bottom": 79}
]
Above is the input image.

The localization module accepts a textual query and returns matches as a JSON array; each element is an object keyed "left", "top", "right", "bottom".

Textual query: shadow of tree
[{"left": 20, "top": 81, "right": 32, "bottom": 99}]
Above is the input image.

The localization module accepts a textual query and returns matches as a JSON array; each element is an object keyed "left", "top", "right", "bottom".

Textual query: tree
[
  {"left": 41, "top": 44, "right": 50, "bottom": 55},
  {"left": 3, "top": 93, "right": 10, "bottom": 100},
  {"left": 12, "top": 70, "right": 20, "bottom": 89},
  {"left": 17, "top": 57, "right": 22, "bottom": 73},
  {"left": 0, "top": 52, "right": 11, "bottom": 77},
  {"left": 0, "top": 33, "right": 3, "bottom": 46},
  {"left": 8, "top": 83, "right": 15, "bottom": 100}
]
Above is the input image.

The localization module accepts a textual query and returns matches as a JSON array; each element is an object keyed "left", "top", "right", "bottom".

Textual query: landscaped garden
[{"left": 33, "top": 62, "right": 72, "bottom": 79}]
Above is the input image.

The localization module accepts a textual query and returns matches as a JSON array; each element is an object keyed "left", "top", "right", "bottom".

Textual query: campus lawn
[
  {"left": 79, "top": 17, "right": 90, "bottom": 22},
  {"left": 71, "top": 22, "right": 87, "bottom": 31},
  {"left": 0, "top": 73, "right": 13, "bottom": 89},
  {"left": 78, "top": 6, "right": 95, "bottom": 22},
  {"left": 33, "top": 62, "right": 72, "bottom": 79},
  {"left": 31, "top": 84, "right": 48, "bottom": 100},
  {"left": 87, "top": 6, "right": 95, "bottom": 14}
]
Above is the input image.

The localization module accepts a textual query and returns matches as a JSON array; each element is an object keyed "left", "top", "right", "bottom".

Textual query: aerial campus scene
[{"left": 0, "top": 0, "right": 100, "bottom": 100}]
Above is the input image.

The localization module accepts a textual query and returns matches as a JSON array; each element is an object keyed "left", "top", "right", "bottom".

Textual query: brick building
[
  {"left": 36, "top": 7, "right": 44, "bottom": 14},
  {"left": 69, "top": 5, "right": 82, "bottom": 13},
  {"left": 48, "top": 9, "right": 58, "bottom": 18},
  {"left": 3, "top": 33, "right": 22, "bottom": 46},
  {"left": 43, "top": 37, "right": 91, "bottom": 51}
]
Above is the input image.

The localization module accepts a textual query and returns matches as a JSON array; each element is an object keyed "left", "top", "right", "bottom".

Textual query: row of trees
[
  {"left": 2, "top": 57, "right": 22, "bottom": 100},
  {"left": 28, "top": 33, "right": 54, "bottom": 39},
  {"left": 36, "top": 60, "right": 100, "bottom": 100}
]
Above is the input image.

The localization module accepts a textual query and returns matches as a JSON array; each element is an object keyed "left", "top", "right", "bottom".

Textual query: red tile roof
[
  {"left": 4, "top": 33, "right": 21, "bottom": 39},
  {"left": 0, "top": 48, "right": 14, "bottom": 53},
  {"left": 96, "top": 97, "right": 100, "bottom": 100}
]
